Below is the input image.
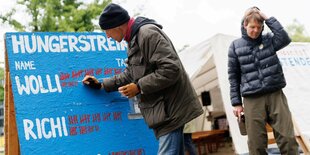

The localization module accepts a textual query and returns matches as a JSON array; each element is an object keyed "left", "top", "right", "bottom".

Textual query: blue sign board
[{"left": 5, "top": 32, "right": 158, "bottom": 154}]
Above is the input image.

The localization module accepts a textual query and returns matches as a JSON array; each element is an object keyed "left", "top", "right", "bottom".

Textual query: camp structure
[{"left": 179, "top": 33, "right": 310, "bottom": 154}]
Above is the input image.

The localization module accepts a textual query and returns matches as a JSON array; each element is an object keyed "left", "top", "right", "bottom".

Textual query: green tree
[
  {"left": 286, "top": 19, "right": 310, "bottom": 42},
  {"left": 0, "top": 0, "right": 111, "bottom": 32}
]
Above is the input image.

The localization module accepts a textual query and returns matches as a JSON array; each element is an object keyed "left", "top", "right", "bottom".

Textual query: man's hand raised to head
[{"left": 82, "top": 75, "right": 103, "bottom": 90}]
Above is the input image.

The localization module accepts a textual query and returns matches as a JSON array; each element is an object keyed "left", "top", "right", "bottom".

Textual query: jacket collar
[{"left": 124, "top": 18, "right": 135, "bottom": 42}]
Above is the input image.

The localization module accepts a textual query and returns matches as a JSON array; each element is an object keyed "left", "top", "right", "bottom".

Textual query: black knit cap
[{"left": 99, "top": 3, "right": 130, "bottom": 30}]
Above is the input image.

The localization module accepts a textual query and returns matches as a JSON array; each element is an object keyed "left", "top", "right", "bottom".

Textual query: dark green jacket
[{"left": 104, "top": 22, "right": 203, "bottom": 138}]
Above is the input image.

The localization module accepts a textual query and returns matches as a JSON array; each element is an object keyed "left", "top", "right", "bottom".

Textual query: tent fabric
[{"left": 180, "top": 34, "right": 249, "bottom": 154}]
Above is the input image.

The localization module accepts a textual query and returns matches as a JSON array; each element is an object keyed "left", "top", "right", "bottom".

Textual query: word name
[{"left": 15, "top": 61, "right": 36, "bottom": 70}]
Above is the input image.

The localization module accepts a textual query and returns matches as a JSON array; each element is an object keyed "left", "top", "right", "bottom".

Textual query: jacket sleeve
[
  {"left": 103, "top": 68, "right": 132, "bottom": 92},
  {"left": 265, "top": 17, "right": 291, "bottom": 51},
  {"left": 228, "top": 42, "right": 242, "bottom": 106},
  {"left": 137, "top": 26, "right": 182, "bottom": 94}
]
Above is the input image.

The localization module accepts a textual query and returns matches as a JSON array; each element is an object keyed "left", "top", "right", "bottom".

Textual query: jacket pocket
[
  {"left": 139, "top": 95, "right": 169, "bottom": 128},
  {"left": 128, "top": 53, "right": 146, "bottom": 81}
]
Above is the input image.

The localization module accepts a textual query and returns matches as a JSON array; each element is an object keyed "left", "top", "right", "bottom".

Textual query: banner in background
[{"left": 278, "top": 43, "right": 310, "bottom": 145}]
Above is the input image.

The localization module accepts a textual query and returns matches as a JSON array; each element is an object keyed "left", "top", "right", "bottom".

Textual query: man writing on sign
[{"left": 83, "top": 3, "right": 203, "bottom": 154}]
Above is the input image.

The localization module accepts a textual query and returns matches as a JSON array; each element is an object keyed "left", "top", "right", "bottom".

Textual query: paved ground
[
  {"left": 0, "top": 136, "right": 304, "bottom": 155},
  {"left": 0, "top": 136, "right": 3, "bottom": 155},
  {"left": 206, "top": 142, "right": 306, "bottom": 155}
]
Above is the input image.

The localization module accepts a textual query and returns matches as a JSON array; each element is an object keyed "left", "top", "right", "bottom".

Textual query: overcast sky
[
  {"left": 1, "top": 0, "right": 310, "bottom": 62},
  {"left": 117, "top": 0, "right": 310, "bottom": 48}
]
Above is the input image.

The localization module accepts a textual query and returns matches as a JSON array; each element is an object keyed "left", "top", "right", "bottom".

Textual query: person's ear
[{"left": 243, "top": 22, "right": 247, "bottom": 29}]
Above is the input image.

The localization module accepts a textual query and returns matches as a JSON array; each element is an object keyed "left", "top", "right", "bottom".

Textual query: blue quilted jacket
[{"left": 228, "top": 17, "right": 291, "bottom": 106}]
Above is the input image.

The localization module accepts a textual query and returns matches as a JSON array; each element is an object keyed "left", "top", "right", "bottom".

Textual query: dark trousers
[{"left": 243, "top": 90, "right": 299, "bottom": 155}]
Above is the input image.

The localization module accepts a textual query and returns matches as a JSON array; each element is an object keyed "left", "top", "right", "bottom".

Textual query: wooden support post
[{"left": 4, "top": 38, "right": 20, "bottom": 155}]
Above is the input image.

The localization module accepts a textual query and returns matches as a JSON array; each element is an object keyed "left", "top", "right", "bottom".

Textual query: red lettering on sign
[
  {"left": 95, "top": 125, "right": 100, "bottom": 131},
  {"left": 114, "top": 68, "right": 122, "bottom": 75},
  {"left": 79, "top": 126, "right": 87, "bottom": 134},
  {"left": 69, "top": 127, "right": 77, "bottom": 136},
  {"left": 67, "top": 111, "right": 123, "bottom": 136},
  {"left": 92, "top": 113, "right": 101, "bottom": 122},
  {"left": 84, "top": 69, "right": 94, "bottom": 76},
  {"left": 104, "top": 68, "right": 113, "bottom": 75},
  {"left": 96, "top": 68, "right": 103, "bottom": 75},
  {"left": 103, "top": 112, "right": 111, "bottom": 121},
  {"left": 68, "top": 82, "right": 78, "bottom": 87},
  {"left": 60, "top": 72, "right": 70, "bottom": 80},
  {"left": 80, "top": 114, "right": 90, "bottom": 124},
  {"left": 61, "top": 82, "right": 67, "bottom": 87},
  {"left": 72, "top": 70, "right": 83, "bottom": 78},
  {"left": 109, "top": 148, "right": 145, "bottom": 155},
  {"left": 113, "top": 112, "right": 122, "bottom": 121},
  {"left": 68, "top": 115, "right": 78, "bottom": 124}
]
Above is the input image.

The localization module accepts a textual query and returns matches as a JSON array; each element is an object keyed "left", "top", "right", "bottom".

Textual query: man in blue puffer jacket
[{"left": 228, "top": 7, "right": 299, "bottom": 155}]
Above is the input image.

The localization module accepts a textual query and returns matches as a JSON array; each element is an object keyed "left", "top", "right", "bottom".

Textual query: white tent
[{"left": 179, "top": 33, "right": 310, "bottom": 154}]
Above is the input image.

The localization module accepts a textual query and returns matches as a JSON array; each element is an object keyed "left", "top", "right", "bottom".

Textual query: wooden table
[{"left": 192, "top": 129, "right": 228, "bottom": 155}]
